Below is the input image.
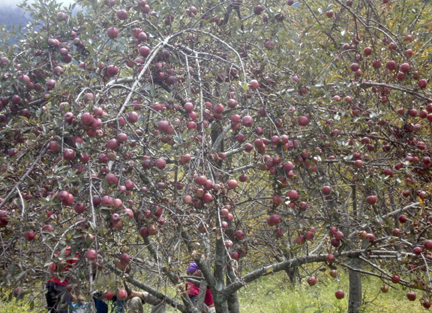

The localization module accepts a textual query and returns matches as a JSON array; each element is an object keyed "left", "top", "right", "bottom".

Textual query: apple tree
[{"left": 1, "top": 0, "right": 432, "bottom": 312}]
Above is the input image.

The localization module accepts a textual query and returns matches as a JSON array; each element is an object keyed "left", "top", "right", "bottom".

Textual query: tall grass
[
  {"left": 236, "top": 271, "right": 427, "bottom": 313},
  {"left": 2, "top": 271, "right": 428, "bottom": 312}
]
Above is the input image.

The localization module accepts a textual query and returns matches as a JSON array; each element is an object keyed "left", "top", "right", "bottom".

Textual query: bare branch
[{"left": 0, "top": 142, "right": 49, "bottom": 209}]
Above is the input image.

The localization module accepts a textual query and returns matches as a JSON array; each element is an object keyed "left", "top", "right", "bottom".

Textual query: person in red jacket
[
  {"left": 185, "top": 262, "right": 215, "bottom": 313},
  {"left": 46, "top": 246, "right": 79, "bottom": 313}
]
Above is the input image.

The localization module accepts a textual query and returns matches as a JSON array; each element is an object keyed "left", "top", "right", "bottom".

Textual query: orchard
[{"left": 0, "top": 0, "right": 432, "bottom": 312}]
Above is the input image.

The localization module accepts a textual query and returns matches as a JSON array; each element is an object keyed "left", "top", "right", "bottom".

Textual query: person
[
  {"left": 185, "top": 262, "right": 215, "bottom": 313},
  {"left": 92, "top": 266, "right": 165, "bottom": 313},
  {"left": 93, "top": 292, "right": 125, "bottom": 313},
  {"left": 123, "top": 281, "right": 166, "bottom": 313},
  {"left": 93, "top": 270, "right": 126, "bottom": 313},
  {"left": 46, "top": 246, "right": 79, "bottom": 313}
]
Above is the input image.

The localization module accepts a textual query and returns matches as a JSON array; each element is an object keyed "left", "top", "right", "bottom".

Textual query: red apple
[
  {"left": 386, "top": 60, "right": 397, "bottom": 71},
  {"left": 86, "top": 249, "right": 97, "bottom": 261},
  {"left": 106, "top": 65, "right": 118, "bottom": 76},
  {"left": 298, "top": 116, "right": 309, "bottom": 126},
  {"left": 249, "top": 80, "right": 260, "bottom": 90},
  {"left": 264, "top": 41, "right": 275, "bottom": 50},
  {"left": 334, "top": 231, "right": 344, "bottom": 240},
  {"left": 187, "top": 6, "right": 198, "bottom": 16},
  {"left": 124, "top": 180, "right": 135, "bottom": 191},
  {"left": 235, "top": 230, "right": 245, "bottom": 240},
  {"left": 102, "top": 291, "right": 114, "bottom": 300},
  {"left": 299, "top": 201, "right": 308, "bottom": 211},
  {"left": 366, "top": 196, "right": 377, "bottom": 205},
  {"left": 50, "top": 141, "right": 61, "bottom": 152},
  {"left": 126, "top": 111, "right": 139, "bottom": 123},
  {"left": 424, "top": 240, "right": 432, "bottom": 250},
  {"left": 287, "top": 189, "right": 299, "bottom": 201},
  {"left": 364, "top": 47, "right": 372, "bottom": 56},
  {"left": 331, "top": 238, "right": 340, "bottom": 247},
  {"left": 307, "top": 277, "right": 317, "bottom": 286},
  {"left": 116, "top": 9, "right": 128, "bottom": 20},
  {"left": 227, "top": 179, "right": 238, "bottom": 189},
  {"left": 335, "top": 290, "right": 344, "bottom": 299},
  {"left": 321, "top": 186, "right": 332, "bottom": 195},
  {"left": 418, "top": 79, "right": 428, "bottom": 89},
  {"left": 184, "top": 102, "right": 194, "bottom": 112},
  {"left": 23, "top": 231, "right": 35, "bottom": 241},
  {"left": 400, "top": 63, "right": 410, "bottom": 73},
  {"left": 225, "top": 240, "right": 233, "bottom": 248},
  {"left": 63, "top": 149, "right": 75, "bottom": 160},
  {"left": 106, "top": 173, "right": 118, "bottom": 185},
  {"left": 242, "top": 116, "right": 253, "bottom": 127},
  {"left": 120, "top": 253, "right": 130, "bottom": 264},
  {"left": 407, "top": 292, "right": 416, "bottom": 301},
  {"left": 350, "top": 63, "right": 359, "bottom": 72},
  {"left": 108, "top": 27, "right": 119, "bottom": 39},
  {"left": 366, "top": 233, "right": 375, "bottom": 243},
  {"left": 154, "top": 158, "right": 166, "bottom": 169},
  {"left": 413, "top": 247, "right": 422, "bottom": 255},
  {"left": 372, "top": 60, "right": 382, "bottom": 69},
  {"left": 254, "top": 5, "right": 264, "bottom": 15},
  {"left": 74, "top": 203, "right": 86, "bottom": 214},
  {"left": 399, "top": 215, "right": 408, "bottom": 223},
  {"left": 203, "top": 193, "right": 213, "bottom": 203},
  {"left": 117, "top": 289, "right": 128, "bottom": 300},
  {"left": 231, "top": 251, "right": 240, "bottom": 260},
  {"left": 404, "top": 49, "right": 413, "bottom": 57},
  {"left": 267, "top": 214, "right": 282, "bottom": 226}
]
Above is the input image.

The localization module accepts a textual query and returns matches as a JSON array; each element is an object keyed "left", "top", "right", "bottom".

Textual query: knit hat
[{"left": 186, "top": 262, "right": 199, "bottom": 273}]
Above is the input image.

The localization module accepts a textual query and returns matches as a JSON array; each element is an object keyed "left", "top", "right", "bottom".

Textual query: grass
[
  {"left": 2, "top": 271, "right": 429, "bottom": 312},
  {"left": 0, "top": 300, "right": 45, "bottom": 313},
  {"left": 236, "top": 271, "right": 428, "bottom": 313}
]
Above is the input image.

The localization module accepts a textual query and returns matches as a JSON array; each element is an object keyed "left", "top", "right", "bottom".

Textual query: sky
[{"left": 1, "top": 0, "right": 75, "bottom": 6}]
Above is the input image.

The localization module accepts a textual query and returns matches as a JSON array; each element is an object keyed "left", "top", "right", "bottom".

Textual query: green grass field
[
  {"left": 1, "top": 271, "right": 428, "bottom": 312},
  {"left": 236, "top": 271, "right": 427, "bottom": 313}
]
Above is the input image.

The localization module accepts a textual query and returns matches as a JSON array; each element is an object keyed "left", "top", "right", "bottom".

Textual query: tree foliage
[{"left": 1, "top": 0, "right": 432, "bottom": 311}]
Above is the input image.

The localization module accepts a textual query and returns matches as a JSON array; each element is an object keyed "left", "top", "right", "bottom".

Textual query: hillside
[{"left": 0, "top": 6, "right": 30, "bottom": 30}]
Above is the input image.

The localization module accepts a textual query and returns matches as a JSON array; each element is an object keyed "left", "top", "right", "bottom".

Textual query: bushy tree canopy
[{"left": 1, "top": 0, "right": 432, "bottom": 311}]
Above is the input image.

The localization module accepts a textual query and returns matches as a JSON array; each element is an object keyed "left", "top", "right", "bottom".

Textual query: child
[{"left": 185, "top": 262, "right": 215, "bottom": 313}]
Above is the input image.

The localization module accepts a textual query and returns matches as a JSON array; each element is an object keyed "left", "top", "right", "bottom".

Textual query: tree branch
[
  {"left": 382, "top": 202, "right": 420, "bottom": 219},
  {"left": 108, "top": 264, "right": 188, "bottom": 312},
  {"left": 360, "top": 82, "right": 432, "bottom": 102},
  {"left": 223, "top": 251, "right": 365, "bottom": 297},
  {"left": 181, "top": 231, "right": 216, "bottom": 287},
  {"left": 0, "top": 142, "right": 49, "bottom": 209}
]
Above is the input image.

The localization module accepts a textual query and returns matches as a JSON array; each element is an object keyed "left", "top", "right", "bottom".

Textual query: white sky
[{"left": 1, "top": 0, "right": 75, "bottom": 6}]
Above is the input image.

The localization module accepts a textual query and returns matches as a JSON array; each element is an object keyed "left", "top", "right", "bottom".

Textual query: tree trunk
[
  {"left": 348, "top": 258, "right": 362, "bottom": 313},
  {"left": 226, "top": 266, "right": 240, "bottom": 313},
  {"left": 196, "top": 279, "right": 208, "bottom": 313},
  {"left": 213, "top": 292, "right": 229, "bottom": 313},
  {"left": 284, "top": 266, "right": 299, "bottom": 285},
  {"left": 226, "top": 288, "right": 239, "bottom": 313},
  {"left": 213, "top": 226, "right": 229, "bottom": 313}
]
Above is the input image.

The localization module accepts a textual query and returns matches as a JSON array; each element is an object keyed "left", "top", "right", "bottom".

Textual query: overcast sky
[{"left": 1, "top": 0, "right": 75, "bottom": 6}]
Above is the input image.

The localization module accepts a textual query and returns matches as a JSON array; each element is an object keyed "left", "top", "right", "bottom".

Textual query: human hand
[{"left": 193, "top": 270, "right": 202, "bottom": 277}]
